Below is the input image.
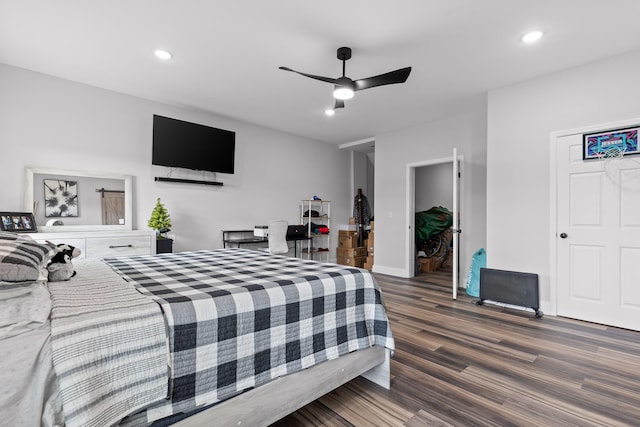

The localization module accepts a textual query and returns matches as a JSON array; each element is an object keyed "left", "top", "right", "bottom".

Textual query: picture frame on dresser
[{"left": 0, "top": 211, "right": 37, "bottom": 232}]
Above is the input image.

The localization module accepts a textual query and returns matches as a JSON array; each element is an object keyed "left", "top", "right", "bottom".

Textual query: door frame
[
  {"left": 549, "top": 117, "right": 640, "bottom": 317},
  {"left": 405, "top": 152, "right": 463, "bottom": 295}
]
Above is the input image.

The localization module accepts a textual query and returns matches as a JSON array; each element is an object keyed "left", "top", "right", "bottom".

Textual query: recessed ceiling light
[
  {"left": 154, "top": 49, "right": 172, "bottom": 60},
  {"left": 521, "top": 30, "right": 544, "bottom": 43},
  {"left": 324, "top": 109, "right": 336, "bottom": 117}
]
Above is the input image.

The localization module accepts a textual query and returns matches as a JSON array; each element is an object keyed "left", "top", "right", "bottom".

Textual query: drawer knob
[{"left": 109, "top": 244, "right": 134, "bottom": 249}]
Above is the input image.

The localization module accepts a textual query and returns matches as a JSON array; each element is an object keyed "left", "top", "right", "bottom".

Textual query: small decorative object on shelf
[{"left": 148, "top": 197, "right": 173, "bottom": 253}]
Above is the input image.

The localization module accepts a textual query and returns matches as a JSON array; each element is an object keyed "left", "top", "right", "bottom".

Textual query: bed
[{"left": 0, "top": 231, "right": 394, "bottom": 427}]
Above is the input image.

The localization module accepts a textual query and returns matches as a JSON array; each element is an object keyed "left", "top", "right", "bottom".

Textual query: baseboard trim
[{"left": 372, "top": 264, "right": 411, "bottom": 278}]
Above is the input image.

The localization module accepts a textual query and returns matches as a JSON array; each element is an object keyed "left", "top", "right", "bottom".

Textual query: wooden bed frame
[{"left": 175, "top": 346, "right": 391, "bottom": 427}]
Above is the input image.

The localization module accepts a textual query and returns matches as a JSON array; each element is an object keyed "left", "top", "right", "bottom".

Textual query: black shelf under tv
[{"left": 154, "top": 177, "right": 223, "bottom": 186}]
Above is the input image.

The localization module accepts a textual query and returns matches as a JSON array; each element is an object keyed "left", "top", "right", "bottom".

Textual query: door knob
[{"left": 559, "top": 233, "right": 568, "bottom": 239}]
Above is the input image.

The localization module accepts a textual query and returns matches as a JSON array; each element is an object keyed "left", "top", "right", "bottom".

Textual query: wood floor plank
[
  {"left": 404, "top": 409, "right": 454, "bottom": 427},
  {"left": 272, "top": 272, "right": 640, "bottom": 426},
  {"left": 317, "top": 381, "right": 413, "bottom": 427}
]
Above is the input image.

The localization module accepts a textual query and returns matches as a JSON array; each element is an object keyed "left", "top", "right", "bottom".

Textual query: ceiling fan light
[{"left": 333, "top": 86, "right": 354, "bottom": 100}]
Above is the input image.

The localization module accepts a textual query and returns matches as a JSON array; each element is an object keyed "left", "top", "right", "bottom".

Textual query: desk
[{"left": 222, "top": 230, "right": 310, "bottom": 257}]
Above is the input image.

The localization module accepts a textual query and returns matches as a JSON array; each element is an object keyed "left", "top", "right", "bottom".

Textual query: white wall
[
  {"left": 0, "top": 64, "right": 351, "bottom": 254},
  {"left": 415, "top": 162, "right": 453, "bottom": 212},
  {"left": 487, "top": 48, "right": 640, "bottom": 311},
  {"left": 352, "top": 151, "right": 374, "bottom": 215},
  {"left": 353, "top": 151, "right": 369, "bottom": 201},
  {"left": 366, "top": 152, "right": 375, "bottom": 212},
  {"left": 373, "top": 96, "right": 488, "bottom": 282}
]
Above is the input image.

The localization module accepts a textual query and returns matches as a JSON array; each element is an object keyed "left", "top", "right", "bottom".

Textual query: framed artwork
[
  {"left": 44, "top": 179, "right": 78, "bottom": 217},
  {"left": 0, "top": 212, "right": 38, "bottom": 233},
  {"left": 583, "top": 126, "right": 640, "bottom": 160}
]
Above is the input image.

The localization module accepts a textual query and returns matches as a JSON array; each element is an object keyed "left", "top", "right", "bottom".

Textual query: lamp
[
  {"left": 333, "top": 77, "right": 355, "bottom": 100},
  {"left": 333, "top": 86, "right": 354, "bottom": 100}
]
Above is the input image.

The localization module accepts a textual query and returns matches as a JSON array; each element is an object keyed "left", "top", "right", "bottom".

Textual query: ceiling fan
[{"left": 279, "top": 47, "right": 412, "bottom": 110}]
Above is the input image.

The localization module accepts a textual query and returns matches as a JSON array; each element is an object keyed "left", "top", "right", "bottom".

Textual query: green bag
[{"left": 415, "top": 206, "right": 453, "bottom": 241}]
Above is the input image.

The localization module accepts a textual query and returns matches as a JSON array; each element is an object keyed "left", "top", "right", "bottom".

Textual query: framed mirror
[{"left": 24, "top": 166, "right": 133, "bottom": 232}]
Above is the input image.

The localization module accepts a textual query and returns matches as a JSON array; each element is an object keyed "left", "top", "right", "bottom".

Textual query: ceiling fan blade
[
  {"left": 354, "top": 66, "right": 412, "bottom": 91},
  {"left": 334, "top": 99, "right": 345, "bottom": 109},
  {"left": 278, "top": 66, "right": 338, "bottom": 85}
]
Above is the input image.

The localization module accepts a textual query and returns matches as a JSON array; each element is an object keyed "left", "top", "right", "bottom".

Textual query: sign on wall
[{"left": 583, "top": 126, "right": 639, "bottom": 160}]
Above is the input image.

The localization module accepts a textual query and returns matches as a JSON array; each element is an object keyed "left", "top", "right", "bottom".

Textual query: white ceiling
[{"left": 2, "top": 0, "right": 640, "bottom": 145}]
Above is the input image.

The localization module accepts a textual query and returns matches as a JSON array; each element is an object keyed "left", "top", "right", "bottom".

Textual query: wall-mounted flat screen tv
[{"left": 152, "top": 114, "right": 235, "bottom": 174}]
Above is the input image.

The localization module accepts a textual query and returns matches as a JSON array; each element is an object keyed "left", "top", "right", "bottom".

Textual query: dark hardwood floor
[{"left": 272, "top": 270, "right": 640, "bottom": 426}]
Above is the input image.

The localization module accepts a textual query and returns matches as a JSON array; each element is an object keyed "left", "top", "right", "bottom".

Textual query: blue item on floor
[{"left": 465, "top": 248, "right": 486, "bottom": 297}]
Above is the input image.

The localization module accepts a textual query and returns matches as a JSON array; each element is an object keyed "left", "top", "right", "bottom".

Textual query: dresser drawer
[{"left": 85, "top": 236, "right": 152, "bottom": 258}]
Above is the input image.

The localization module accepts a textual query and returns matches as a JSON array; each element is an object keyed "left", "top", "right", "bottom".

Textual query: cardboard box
[
  {"left": 336, "top": 255, "right": 366, "bottom": 267},
  {"left": 337, "top": 247, "right": 367, "bottom": 258},
  {"left": 349, "top": 217, "right": 356, "bottom": 225},
  {"left": 338, "top": 233, "right": 358, "bottom": 249},
  {"left": 366, "top": 232, "right": 374, "bottom": 253},
  {"left": 418, "top": 257, "right": 438, "bottom": 273},
  {"left": 418, "top": 257, "right": 431, "bottom": 273},
  {"left": 364, "top": 255, "right": 374, "bottom": 269}
]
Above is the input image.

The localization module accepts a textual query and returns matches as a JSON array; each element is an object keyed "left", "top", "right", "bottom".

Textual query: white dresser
[{"left": 33, "top": 230, "right": 156, "bottom": 259}]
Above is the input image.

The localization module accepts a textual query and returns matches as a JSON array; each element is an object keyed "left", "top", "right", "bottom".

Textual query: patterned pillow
[{"left": 0, "top": 232, "right": 58, "bottom": 283}]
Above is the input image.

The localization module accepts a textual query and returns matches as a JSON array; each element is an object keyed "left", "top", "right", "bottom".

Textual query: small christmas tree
[{"left": 148, "top": 197, "right": 171, "bottom": 239}]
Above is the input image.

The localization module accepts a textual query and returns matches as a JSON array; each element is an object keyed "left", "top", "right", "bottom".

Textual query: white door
[
  {"left": 556, "top": 134, "right": 640, "bottom": 330},
  {"left": 452, "top": 148, "right": 460, "bottom": 299}
]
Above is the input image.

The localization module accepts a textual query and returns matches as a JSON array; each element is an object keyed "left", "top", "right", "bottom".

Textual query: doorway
[
  {"left": 414, "top": 162, "right": 454, "bottom": 285},
  {"left": 406, "top": 150, "right": 461, "bottom": 299}
]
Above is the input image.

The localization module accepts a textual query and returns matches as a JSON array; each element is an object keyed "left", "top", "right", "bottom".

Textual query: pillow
[{"left": 0, "top": 233, "right": 58, "bottom": 283}]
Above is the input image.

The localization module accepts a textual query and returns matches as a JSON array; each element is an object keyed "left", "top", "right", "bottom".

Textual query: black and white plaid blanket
[{"left": 104, "top": 249, "right": 394, "bottom": 422}]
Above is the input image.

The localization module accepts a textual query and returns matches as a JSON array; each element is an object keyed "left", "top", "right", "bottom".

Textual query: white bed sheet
[{"left": 0, "top": 285, "right": 64, "bottom": 427}]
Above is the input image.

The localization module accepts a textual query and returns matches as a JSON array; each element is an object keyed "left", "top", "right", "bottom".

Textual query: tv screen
[{"left": 152, "top": 115, "right": 235, "bottom": 174}]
